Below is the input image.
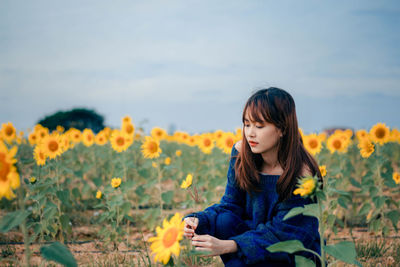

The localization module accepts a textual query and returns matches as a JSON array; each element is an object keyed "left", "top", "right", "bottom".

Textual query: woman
[{"left": 183, "top": 87, "right": 322, "bottom": 266}]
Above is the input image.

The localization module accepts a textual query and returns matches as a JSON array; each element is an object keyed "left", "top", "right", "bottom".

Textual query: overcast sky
[{"left": 1, "top": 1, "right": 399, "bottom": 135}]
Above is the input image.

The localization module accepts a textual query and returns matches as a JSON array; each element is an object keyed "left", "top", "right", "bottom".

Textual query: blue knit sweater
[{"left": 184, "top": 145, "right": 320, "bottom": 265}]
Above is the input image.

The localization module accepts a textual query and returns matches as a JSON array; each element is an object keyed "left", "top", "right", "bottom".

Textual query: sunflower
[
  {"left": 369, "top": 123, "right": 390, "bottom": 145},
  {"left": 326, "top": 133, "right": 348, "bottom": 154},
  {"left": 111, "top": 177, "right": 122, "bottom": 188},
  {"left": 36, "top": 126, "right": 49, "bottom": 142},
  {"left": 148, "top": 212, "right": 185, "bottom": 265},
  {"left": 0, "top": 122, "right": 17, "bottom": 144},
  {"left": 393, "top": 172, "right": 400, "bottom": 184},
  {"left": 121, "top": 121, "right": 135, "bottom": 137},
  {"left": 180, "top": 174, "right": 193, "bottom": 189},
  {"left": 69, "top": 128, "right": 82, "bottom": 143},
  {"left": 357, "top": 139, "right": 374, "bottom": 158},
  {"left": 0, "top": 141, "right": 20, "bottom": 200},
  {"left": 96, "top": 190, "right": 102, "bottom": 199},
  {"left": 28, "top": 131, "right": 39, "bottom": 146},
  {"left": 95, "top": 131, "right": 108, "bottom": 146},
  {"left": 318, "top": 132, "right": 327, "bottom": 142},
  {"left": 33, "top": 145, "right": 47, "bottom": 166},
  {"left": 56, "top": 125, "right": 65, "bottom": 133},
  {"left": 174, "top": 131, "right": 190, "bottom": 144},
  {"left": 151, "top": 127, "right": 167, "bottom": 141},
  {"left": 40, "top": 133, "right": 63, "bottom": 159},
  {"left": 319, "top": 165, "right": 327, "bottom": 177},
  {"left": 164, "top": 157, "right": 171, "bottom": 165},
  {"left": 103, "top": 127, "right": 112, "bottom": 139},
  {"left": 81, "top": 129, "right": 95, "bottom": 147},
  {"left": 298, "top": 128, "right": 304, "bottom": 140},
  {"left": 30, "top": 176, "right": 37, "bottom": 184},
  {"left": 389, "top": 128, "right": 400, "bottom": 143},
  {"left": 122, "top": 115, "right": 132, "bottom": 124},
  {"left": 303, "top": 133, "right": 322, "bottom": 156},
  {"left": 60, "top": 134, "right": 71, "bottom": 153},
  {"left": 175, "top": 150, "right": 182, "bottom": 157},
  {"left": 235, "top": 128, "right": 243, "bottom": 142},
  {"left": 110, "top": 130, "right": 133, "bottom": 153},
  {"left": 213, "top": 130, "right": 224, "bottom": 143},
  {"left": 197, "top": 134, "right": 214, "bottom": 154},
  {"left": 356, "top": 129, "right": 369, "bottom": 142},
  {"left": 141, "top": 136, "right": 162, "bottom": 159},
  {"left": 187, "top": 136, "right": 197, "bottom": 147},
  {"left": 293, "top": 176, "right": 317, "bottom": 197},
  {"left": 217, "top": 132, "right": 236, "bottom": 154}
]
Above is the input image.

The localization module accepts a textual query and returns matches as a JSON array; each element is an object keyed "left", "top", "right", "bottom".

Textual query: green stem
[
  {"left": 18, "top": 184, "right": 31, "bottom": 267},
  {"left": 375, "top": 145, "right": 385, "bottom": 233},
  {"left": 157, "top": 164, "right": 163, "bottom": 217}
]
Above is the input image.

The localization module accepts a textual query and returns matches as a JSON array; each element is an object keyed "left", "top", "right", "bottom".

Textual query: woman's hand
[
  {"left": 191, "top": 234, "right": 238, "bottom": 256},
  {"left": 183, "top": 217, "right": 199, "bottom": 239}
]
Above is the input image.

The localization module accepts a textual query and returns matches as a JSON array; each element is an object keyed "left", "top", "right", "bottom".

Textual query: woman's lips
[{"left": 249, "top": 141, "right": 258, "bottom": 147}]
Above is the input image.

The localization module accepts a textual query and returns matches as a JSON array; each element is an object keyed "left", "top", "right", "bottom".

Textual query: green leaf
[
  {"left": 369, "top": 186, "right": 378, "bottom": 197},
  {"left": 349, "top": 178, "right": 361, "bottom": 188},
  {"left": 295, "top": 255, "right": 316, "bottom": 267},
  {"left": 0, "top": 210, "right": 30, "bottom": 233},
  {"left": 267, "top": 240, "right": 307, "bottom": 254},
  {"left": 303, "top": 204, "right": 319, "bottom": 218},
  {"left": 337, "top": 197, "right": 349, "bottom": 209},
  {"left": 283, "top": 207, "right": 304, "bottom": 221},
  {"left": 358, "top": 203, "right": 371, "bottom": 215},
  {"left": 162, "top": 191, "right": 174, "bottom": 205},
  {"left": 120, "top": 202, "right": 132, "bottom": 215},
  {"left": 386, "top": 210, "right": 400, "bottom": 230},
  {"left": 40, "top": 242, "right": 77, "bottom": 267},
  {"left": 60, "top": 214, "right": 70, "bottom": 231},
  {"left": 92, "top": 177, "right": 103, "bottom": 187},
  {"left": 56, "top": 190, "right": 70, "bottom": 205},
  {"left": 71, "top": 188, "right": 81, "bottom": 199},
  {"left": 324, "top": 241, "right": 357, "bottom": 264},
  {"left": 372, "top": 196, "right": 385, "bottom": 210},
  {"left": 124, "top": 215, "right": 135, "bottom": 223}
]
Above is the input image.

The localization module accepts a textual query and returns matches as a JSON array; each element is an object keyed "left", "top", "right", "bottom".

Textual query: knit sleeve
[
  {"left": 183, "top": 144, "right": 246, "bottom": 236},
  {"left": 229, "top": 195, "right": 320, "bottom": 265}
]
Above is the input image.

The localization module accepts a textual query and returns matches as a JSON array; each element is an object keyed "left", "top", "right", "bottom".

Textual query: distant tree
[{"left": 37, "top": 108, "right": 105, "bottom": 133}]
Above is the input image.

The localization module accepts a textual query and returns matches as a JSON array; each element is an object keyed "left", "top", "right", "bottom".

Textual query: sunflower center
[
  {"left": 375, "top": 128, "right": 386, "bottom": 139},
  {"left": 225, "top": 138, "right": 233, "bottom": 148},
  {"left": 87, "top": 135, "right": 93, "bottom": 141},
  {"left": 126, "top": 125, "right": 134, "bottom": 134},
  {"left": 162, "top": 227, "right": 178, "bottom": 248},
  {"left": 204, "top": 139, "right": 211, "bottom": 147},
  {"left": 309, "top": 139, "right": 318, "bottom": 149},
  {"left": 48, "top": 140, "right": 59, "bottom": 152},
  {"left": 39, "top": 152, "right": 45, "bottom": 160},
  {"left": 148, "top": 142, "right": 158, "bottom": 153},
  {"left": 333, "top": 139, "right": 342, "bottom": 150},
  {"left": 0, "top": 153, "right": 10, "bottom": 181},
  {"left": 5, "top": 127, "right": 14, "bottom": 136},
  {"left": 116, "top": 137, "right": 125, "bottom": 146}
]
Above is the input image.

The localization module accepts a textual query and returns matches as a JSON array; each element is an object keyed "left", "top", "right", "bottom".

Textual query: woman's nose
[{"left": 248, "top": 126, "right": 256, "bottom": 137}]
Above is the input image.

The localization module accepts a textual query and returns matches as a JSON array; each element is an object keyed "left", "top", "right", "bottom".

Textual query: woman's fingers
[{"left": 184, "top": 217, "right": 198, "bottom": 228}]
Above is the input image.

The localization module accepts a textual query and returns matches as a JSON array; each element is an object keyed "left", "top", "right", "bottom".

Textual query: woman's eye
[{"left": 256, "top": 125, "right": 263, "bottom": 129}]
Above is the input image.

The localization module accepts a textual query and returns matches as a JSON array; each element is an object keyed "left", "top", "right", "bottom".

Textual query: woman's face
[{"left": 243, "top": 110, "right": 283, "bottom": 154}]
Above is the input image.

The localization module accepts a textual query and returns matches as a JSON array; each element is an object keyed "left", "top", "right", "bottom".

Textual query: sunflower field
[{"left": 0, "top": 118, "right": 399, "bottom": 266}]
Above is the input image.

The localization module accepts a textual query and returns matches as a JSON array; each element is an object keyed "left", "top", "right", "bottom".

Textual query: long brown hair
[{"left": 235, "top": 87, "right": 322, "bottom": 201}]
